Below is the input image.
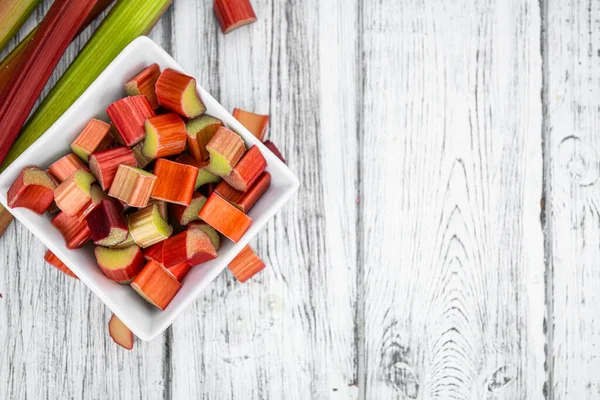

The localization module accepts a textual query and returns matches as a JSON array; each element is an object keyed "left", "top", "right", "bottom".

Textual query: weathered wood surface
[{"left": 3, "top": 0, "right": 599, "bottom": 399}]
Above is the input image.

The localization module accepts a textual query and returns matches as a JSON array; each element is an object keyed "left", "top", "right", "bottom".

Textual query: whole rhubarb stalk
[
  {"left": 0, "top": 0, "right": 42, "bottom": 52},
  {"left": 0, "top": 0, "right": 100, "bottom": 166}
]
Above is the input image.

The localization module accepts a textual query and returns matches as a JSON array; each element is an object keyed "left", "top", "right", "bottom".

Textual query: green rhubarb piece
[
  {"left": 74, "top": 170, "right": 96, "bottom": 196},
  {"left": 180, "top": 195, "right": 207, "bottom": 225},
  {"left": 207, "top": 149, "right": 233, "bottom": 176},
  {"left": 129, "top": 204, "right": 173, "bottom": 248},
  {"left": 182, "top": 81, "right": 206, "bottom": 118},
  {"left": 142, "top": 121, "right": 160, "bottom": 158},
  {"left": 195, "top": 168, "right": 221, "bottom": 190}
]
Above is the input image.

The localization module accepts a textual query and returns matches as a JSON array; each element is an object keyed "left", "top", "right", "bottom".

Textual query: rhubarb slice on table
[
  {"left": 228, "top": 245, "right": 265, "bottom": 282},
  {"left": 52, "top": 211, "right": 91, "bottom": 249},
  {"left": 107, "top": 95, "right": 156, "bottom": 146},
  {"left": 223, "top": 145, "right": 267, "bottom": 192},
  {"left": 125, "top": 63, "right": 161, "bottom": 109},
  {"left": 86, "top": 199, "right": 128, "bottom": 247},
  {"left": 161, "top": 227, "right": 217, "bottom": 268},
  {"left": 142, "top": 113, "right": 187, "bottom": 158},
  {"left": 108, "top": 314, "right": 134, "bottom": 350},
  {"left": 49, "top": 153, "right": 89, "bottom": 182},
  {"left": 198, "top": 193, "right": 252, "bottom": 242},
  {"left": 215, "top": 171, "right": 270, "bottom": 213},
  {"left": 263, "top": 140, "right": 286, "bottom": 164},
  {"left": 156, "top": 68, "right": 206, "bottom": 118},
  {"left": 232, "top": 108, "right": 269, "bottom": 141},
  {"left": 151, "top": 159, "right": 198, "bottom": 206},
  {"left": 206, "top": 127, "right": 246, "bottom": 176},
  {"left": 71, "top": 119, "right": 113, "bottom": 162},
  {"left": 213, "top": 0, "right": 257, "bottom": 34},
  {"left": 95, "top": 245, "right": 145, "bottom": 284},
  {"left": 108, "top": 165, "right": 157, "bottom": 208},
  {"left": 131, "top": 260, "right": 182, "bottom": 310},
  {"left": 8, "top": 167, "right": 57, "bottom": 214},
  {"left": 176, "top": 154, "right": 221, "bottom": 190},
  {"left": 44, "top": 249, "right": 78, "bottom": 279},
  {"left": 89, "top": 146, "right": 137, "bottom": 191},
  {"left": 129, "top": 204, "right": 173, "bottom": 248},
  {"left": 186, "top": 115, "right": 223, "bottom": 161},
  {"left": 169, "top": 192, "right": 207, "bottom": 226},
  {"left": 54, "top": 170, "right": 96, "bottom": 217}
]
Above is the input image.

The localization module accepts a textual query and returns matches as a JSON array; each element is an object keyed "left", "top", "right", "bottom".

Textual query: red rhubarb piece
[
  {"left": 49, "top": 153, "right": 89, "bottom": 182},
  {"left": 213, "top": 0, "right": 257, "bottom": 34},
  {"left": 232, "top": 108, "right": 269, "bottom": 141},
  {"left": 107, "top": 95, "right": 156, "bottom": 146},
  {"left": 131, "top": 260, "right": 182, "bottom": 310},
  {"left": 228, "top": 245, "right": 265, "bottom": 282},
  {"left": 198, "top": 193, "right": 252, "bottom": 242},
  {"left": 86, "top": 199, "right": 128, "bottom": 247},
  {"left": 125, "top": 64, "right": 161, "bottom": 109},
  {"left": 263, "top": 140, "right": 286, "bottom": 164},
  {"left": 222, "top": 145, "right": 267, "bottom": 192},
  {"left": 44, "top": 250, "right": 78, "bottom": 279},
  {"left": 7, "top": 167, "right": 57, "bottom": 214},
  {"left": 52, "top": 211, "right": 91, "bottom": 249},
  {"left": 155, "top": 68, "right": 206, "bottom": 118},
  {"left": 89, "top": 146, "right": 137, "bottom": 191},
  {"left": 151, "top": 159, "right": 198, "bottom": 206},
  {"left": 215, "top": 171, "right": 271, "bottom": 213},
  {"left": 108, "top": 314, "right": 134, "bottom": 350},
  {"left": 142, "top": 113, "right": 187, "bottom": 158},
  {"left": 94, "top": 245, "right": 145, "bottom": 284}
]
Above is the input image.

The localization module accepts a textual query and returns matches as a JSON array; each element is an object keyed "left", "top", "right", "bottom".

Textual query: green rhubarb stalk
[
  {"left": 0, "top": 0, "right": 41, "bottom": 52},
  {"left": 1, "top": 0, "right": 173, "bottom": 171}
]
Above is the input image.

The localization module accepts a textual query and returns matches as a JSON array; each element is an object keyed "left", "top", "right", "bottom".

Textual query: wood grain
[
  {"left": 360, "top": 0, "right": 546, "bottom": 398},
  {"left": 546, "top": 0, "right": 600, "bottom": 398}
]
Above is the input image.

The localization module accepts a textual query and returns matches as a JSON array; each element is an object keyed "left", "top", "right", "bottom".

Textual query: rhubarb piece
[
  {"left": 215, "top": 171, "right": 270, "bottom": 212},
  {"left": 132, "top": 142, "right": 153, "bottom": 169},
  {"left": 228, "top": 245, "right": 265, "bottom": 282},
  {"left": 232, "top": 108, "right": 269, "bottom": 141},
  {"left": 0, "top": 205, "right": 12, "bottom": 238},
  {"left": 107, "top": 95, "right": 156, "bottom": 147},
  {"left": 151, "top": 159, "right": 198, "bottom": 206},
  {"left": 87, "top": 199, "right": 128, "bottom": 247},
  {"left": 44, "top": 249, "right": 78, "bottom": 279},
  {"left": 94, "top": 245, "right": 145, "bottom": 283},
  {"left": 223, "top": 145, "right": 267, "bottom": 192},
  {"left": 143, "top": 241, "right": 163, "bottom": 263},
  {"left": 186, "top": 115, "right": 223, "bottom": 161},
  {"left": 75, "top": 183, "right": 108, "bottom": 221},
  {"left": 142, "top": 113, "right": 187, "bottom": 158},
  {"left": 165, "top": 262, "right": 193, "bottom": 281},
  {"left": 129, "top": 204, "right": 173, "bottom": 248},
  {"left": 169, "top": 193, "right": 207, "bottom": 226},
  {"left": 0, "top": 0, "right": 100, "bottom": 166},
  {"left": 188, "top": 221, "right": 221, "bottom": 251},
  {"left": 49, "top": 153, "right": 89, "bottom": 182},
  {"left": 7, "top": 167, "right": 57, "bottom": 214},
  {"left": 54, "top": 170, "right": 96, "bottom": 217},
  {"left": 263, "top": 140, "right": 286, "bottom": 164},
  {"left": 70, "top": 119, "right": 113, "bottom": 162},
  {"left": 108, "top": 314, "right": 134, "bottom": 350},
  {"left": 109, "top": 165, "right": 157, "bottom": 208},
  {"left": 198, "top": 193, "right": 252, "bottom": 242},
  {"left": 125, "top": 64, "right": 161, "bottom": 109},
  {"left": 131, "top": 260, "right": 182, "bottom": 310},
  {"left": 2, "top": 0, "right": 174, "bottom": 170},
  {"left": 89, "top": 146, "right": 137, "bottom": 191},
  {"left": 161, "top": 227, "right": 217, "bottom": 268},
  {"left": 176, "top": 154, "right": 221, "bottom": 190},
  {"left": 156, "top": 68, "right": 206, "bottom": 118},
  {"left": 206, "top": 127, "right": 246, "bottom": 176},
  {"left": 52, "top": 211, "right": 91, "bottom": 249},
  {"left": 0, "top": 0, "right": 42, "bottom": 51},
  {"left": 213, "top": 0, "right": 257, "bottom": 34}
]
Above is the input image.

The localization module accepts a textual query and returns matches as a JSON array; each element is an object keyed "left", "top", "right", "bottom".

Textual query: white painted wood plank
[
  {"left": 0, "top": 2, "right": 170, "bottom": 399},
  {"left": 546, "top": 1, "right": 600, "bottom": 398},
  {"left": 170, "top": 1, "right": 359, "bottom": 398},
  {"left": 360, "top": 1, "right": 546, "bottom": 398}
]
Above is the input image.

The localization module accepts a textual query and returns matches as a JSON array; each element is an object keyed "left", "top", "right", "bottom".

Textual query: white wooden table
[{"left": 1, "top": 0, "right": 598, "bottom": 398}]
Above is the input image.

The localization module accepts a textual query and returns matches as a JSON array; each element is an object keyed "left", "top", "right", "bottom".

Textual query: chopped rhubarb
[
  {"left": 86, "top": 199, "right": 128, "bottom": 247},
  {"left": 156, "top": 68, "right": 206, "bottom": 118},
  {"left": 186, "top": 115, "right": 223, "bottom": 161},
  {"left": 232, "top": 108, "right": 269, "bottom": 141},
  {"left": 70, "top": 119, "right": 113, "bottom": 162},
  {"left": 129, "top": 204, "right": 173, "bottom": 248},
  {"left": 75, "top": 183, "right": 107, "bottom": 221},
  {"left": 94, "top": 245, "right": 145, "bottom": 284},
  {"left": 107, "top": 95, "right": 156, "bottom": 146},
  {"left": 263, "top": 140, "right": 286, "bottom": 164},
  {"left": 215, "top": 171, "right": 270, "bottom": 213},
  {"left": 142, "top": 113, "right": 187, "bottom": 158},
  {"left": 161, "top": 227, "right": 217, "bottom": 268},
  {"left": 169, "top": 192, "right": 207, "bottom": 226},
  {"left": 8, "top": 167, "right": 57, "bottom": 214},
  {"left": 108, "top": 314, "right": 134, "bottom": 350},
  {"left": 151, "top": 159, "right": 198, "bottom": 206},
  {"left": 176, "top": 154, "right": 221, "bottom": 190},
  {"left": 206, "top": 127, "right": 246, "bottom": 176},
  {"left": 188, "top": 221, "right": 221, "bottom": 250},
  {"left": 52, "top": 211, "right": 91, "bottom": 249},
  {"left": 89, "top": 146, "right": 137, "bottom": 191},
  {"left": 165, "top": 262, "right": 192, "bottom": 281},
  {"left": 131, "top": 260, "right": 182, "bottom": 310},
  {"left": 147, "top": 199, "right": 168, "bottom": 221},
  {"left": 54, "top": 170, "right": 96, "bottom": 217},
  {"left": 213, "top": 0, "right": 257, "bottom": 34},
  {"left": 198, "top": 193, "right": 252, "bottom": 242},
  {"left": 125, "top": 64, "right": 161, "bottom": 109},
  {"left": 49, "top": 153, "right": 89, "bottom": 182},
  {"left": 108, "top": 165, "right": 157, "bottom": 208},
  {"left": 111, "top": 229, "right": 136, "bottom": 250},
  {"left": 223, "top": 145, "right": 267, "bottom": 192},
  {"left": 132, "top": 142, "right": 153, "bottom": 169},
  {"left": 228, "top": 245, "right": 265, "bottom": 282},
  {"left": 44, "top": 249, "right": 78, "bottom": 279},
  {"left": 143, "top": 241, "right": 164, "bottom": 263}
]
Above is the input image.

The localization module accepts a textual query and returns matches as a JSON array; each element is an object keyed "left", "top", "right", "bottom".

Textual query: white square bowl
[{"left": 0, "top": 36, "right": 299, "bottom": 341}]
